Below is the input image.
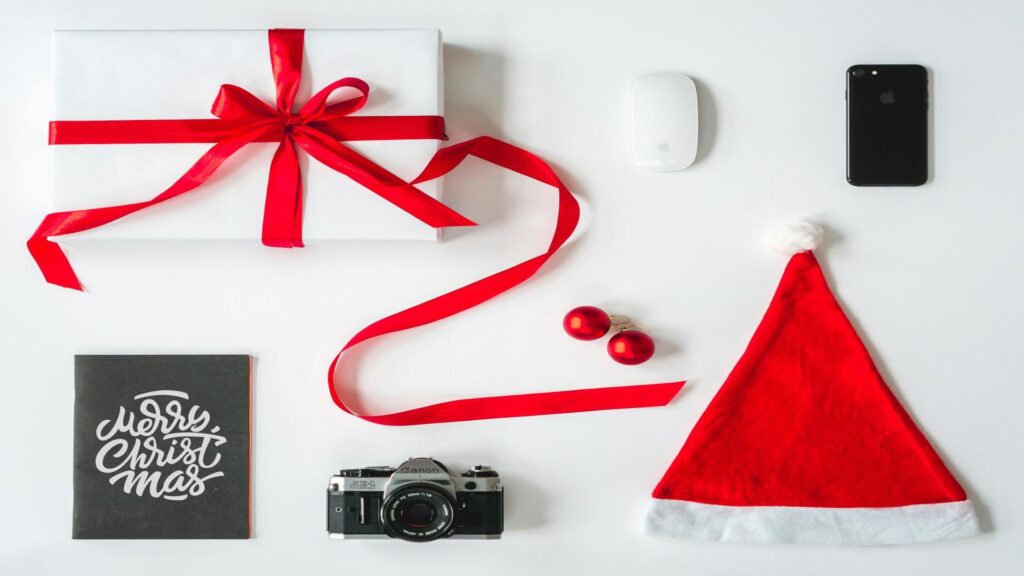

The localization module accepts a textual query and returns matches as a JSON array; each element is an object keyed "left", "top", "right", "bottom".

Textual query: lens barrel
[{"left": 381, "top": 485, "right": 456, "bottom": 542}]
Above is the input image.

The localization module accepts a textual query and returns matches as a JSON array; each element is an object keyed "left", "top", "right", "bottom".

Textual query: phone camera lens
[{"left": 852, "top": 69, "right": 866, "bottom": 78}]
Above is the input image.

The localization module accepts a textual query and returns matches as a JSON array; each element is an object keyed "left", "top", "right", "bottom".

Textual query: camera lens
[
  {"left": 382, "top": 486, "right": 455, "bottom": 542},
  {"left": 398, "top": 501, "right": 437, "bottom": 529},
  {"left": 852, "top": 68, "right": 866, "bottom": 78}
]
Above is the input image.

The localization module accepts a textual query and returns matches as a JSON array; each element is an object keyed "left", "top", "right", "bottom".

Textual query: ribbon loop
[
  {"left": 212, "top": 84, "right": 279, "bottom": 121},
  {"left": 299, "top": 77, "right": 370, "bottom": 123}
]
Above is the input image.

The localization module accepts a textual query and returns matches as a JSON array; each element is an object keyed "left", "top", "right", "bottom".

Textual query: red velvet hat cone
[{"left": 646, "top": 246, "right": 978, "bottom": 545}]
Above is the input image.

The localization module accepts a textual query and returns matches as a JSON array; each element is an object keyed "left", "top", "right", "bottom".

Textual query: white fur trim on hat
[{"left": 644, "top": 499, "right": 980, "bottom": 545}]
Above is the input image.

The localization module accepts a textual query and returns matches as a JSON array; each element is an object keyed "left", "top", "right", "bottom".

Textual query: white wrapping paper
[{"left": 52, "top": 29, "right": 444, "bottom": 241}]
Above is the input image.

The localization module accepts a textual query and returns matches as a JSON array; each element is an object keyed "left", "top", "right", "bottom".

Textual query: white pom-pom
[{"left": 769, "top": 220, "right": 823, "bottom": 256}]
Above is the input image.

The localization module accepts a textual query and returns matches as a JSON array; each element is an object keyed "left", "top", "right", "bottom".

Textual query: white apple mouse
[{"left": 630, "top": 72, "right": 699, "bottom": 171}]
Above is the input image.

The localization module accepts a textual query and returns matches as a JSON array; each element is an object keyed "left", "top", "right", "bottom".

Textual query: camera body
[{"left": 327, "top": 457, "right": 503, "bottom": 542}]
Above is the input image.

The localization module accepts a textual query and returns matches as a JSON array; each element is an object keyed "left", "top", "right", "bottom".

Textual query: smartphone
[{"left": 846, "top": 64, "right": 928, "bottom": 186}]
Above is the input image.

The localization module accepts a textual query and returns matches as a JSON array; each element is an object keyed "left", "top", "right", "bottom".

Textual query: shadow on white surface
[
  {"left": 502, "top": 472, "right": 548, "bottom": 530},
  {"left": 441, "top": 44, "right": 508, "bottom": 242},
  {"left": 692, "top": 75, "right": 717, "bottom": 166}
]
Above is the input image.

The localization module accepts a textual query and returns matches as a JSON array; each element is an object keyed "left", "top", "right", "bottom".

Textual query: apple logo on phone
[{"left": 880, "top": 90, "right": 897, "bottom": 104}]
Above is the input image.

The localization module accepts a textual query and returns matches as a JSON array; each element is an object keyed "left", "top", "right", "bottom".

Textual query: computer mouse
[{"left": 630, "top": 72, "right": 699, "bottom": 171}]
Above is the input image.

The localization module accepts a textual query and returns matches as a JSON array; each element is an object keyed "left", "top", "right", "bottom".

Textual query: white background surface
[{"left": 1, "top": 1, "right": 1022, "bottom": 574}]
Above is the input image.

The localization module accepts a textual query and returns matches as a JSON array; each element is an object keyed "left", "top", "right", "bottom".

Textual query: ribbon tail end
[
  {"left": 648, "top": 380, "right": 687, "bottom": 408},
  {"left": 55, "top": 279, "right": 85, "bottom": 292},
  {"left": 664, "top": 380, "right": 687, "bottom": 401},
  {"left": 27, "top": 237, "right": 85, "bottom": 292}
]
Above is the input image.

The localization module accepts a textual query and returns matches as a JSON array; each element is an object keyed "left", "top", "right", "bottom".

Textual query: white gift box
[{"left": 52, "top": 29, "right": 444, "bottom": 242}]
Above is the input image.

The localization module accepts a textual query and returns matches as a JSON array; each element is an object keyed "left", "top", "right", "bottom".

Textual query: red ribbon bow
[{"left": 30, "top": 29, "right": 684, "bottom": 425}]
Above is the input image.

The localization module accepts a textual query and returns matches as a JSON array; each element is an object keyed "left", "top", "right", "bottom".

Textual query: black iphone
[{"left": 846, "top": 64, "right": 928, "bottom": 186}]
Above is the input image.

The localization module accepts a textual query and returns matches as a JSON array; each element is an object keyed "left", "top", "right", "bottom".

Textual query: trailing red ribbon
[{"left": 30, "top": 29, "right": 684, "bottom": 425}]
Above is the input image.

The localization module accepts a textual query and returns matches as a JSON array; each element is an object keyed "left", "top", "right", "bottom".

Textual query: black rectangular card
[{"left": 73, "top": 355, "right": 251, "bottom": 539}]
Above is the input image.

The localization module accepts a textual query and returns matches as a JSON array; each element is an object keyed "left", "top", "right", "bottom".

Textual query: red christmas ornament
[
  {"left": 607, "top": 330, "right": 655, "bottom": 365},
  {"left": 563, "top": 306, "right": 611, "bottom": 340}
]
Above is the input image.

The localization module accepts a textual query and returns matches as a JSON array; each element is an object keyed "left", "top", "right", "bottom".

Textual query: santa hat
[{"left": 645, "top": 221, "right": 979, "bottom": 545}]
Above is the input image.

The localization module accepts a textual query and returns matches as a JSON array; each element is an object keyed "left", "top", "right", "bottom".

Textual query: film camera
[{"left": 327, "top": 457, "right": 503, "bottom": 542}]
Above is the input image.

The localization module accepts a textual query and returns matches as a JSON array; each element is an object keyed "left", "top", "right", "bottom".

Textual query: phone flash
[{"left": 871, "top": 70, "right": 878, "bottom": 75}]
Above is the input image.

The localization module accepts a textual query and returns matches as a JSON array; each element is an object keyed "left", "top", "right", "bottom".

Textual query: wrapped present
[{"left": 50, "top": 28, "right": 447, "bottom": 242}]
